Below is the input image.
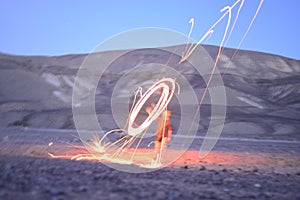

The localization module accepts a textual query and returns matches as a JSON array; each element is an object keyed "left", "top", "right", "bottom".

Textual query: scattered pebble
[
  {"left": 47, "top": 188, "right": 64, "bottom": 196},
  {"left": 78, "top": 185, "right": 88, "bottom": 192},
  {"left": 254, "top": 183, "right": 261, "bottom": 188},
  {"left": 84, "top": 170, "right": 92, "bottom": 175},
  {"left": 253, "top": 168, "right": 258, "bottom": 173}
]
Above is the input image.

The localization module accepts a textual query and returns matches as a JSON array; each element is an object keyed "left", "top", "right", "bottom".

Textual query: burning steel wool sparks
[
  {"left": 50, "top": 78, "right": 178, "bottom": 168},
  {"left": 49, "top": 0, "right": 265, "bottom": 170}
]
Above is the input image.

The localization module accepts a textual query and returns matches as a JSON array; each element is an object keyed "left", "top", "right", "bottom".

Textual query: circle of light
[{"left": 127, "top": 78, "right": 176, "bottom": 136}]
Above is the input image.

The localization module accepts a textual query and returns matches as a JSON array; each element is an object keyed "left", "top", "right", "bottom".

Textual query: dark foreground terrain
[
  {"left": 1, "top": 127, "right": 300, "bottom": 200},
  {"left": 1, "top": 155, "right": 300, "bottom": 200}
]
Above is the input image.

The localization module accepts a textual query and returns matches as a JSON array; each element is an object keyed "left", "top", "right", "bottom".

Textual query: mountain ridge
[{"left": 0, "top": 44, "right": 299, "bottom": 140}]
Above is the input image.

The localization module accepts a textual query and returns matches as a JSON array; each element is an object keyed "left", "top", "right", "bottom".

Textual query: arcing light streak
[
  {"left": 226, "top": 0, "right": 245, "bottom": 47},
  {"left": 180, "top": 0, "right": 242, "bottom": 63},
  {"left": 184, "top": 18, "right": 195, "bottom": 55},
  {"left": 187, "top": 5, "right": 233, "bottom": 134},
  {"left": 237, "top": 0, "right": 264, "bottom": 52},
  {"left": 223, "top": 0, "right": 265, "bottom": 73},
  {"left": 179, "top": 0, "right": 264, "bottom": 133}
]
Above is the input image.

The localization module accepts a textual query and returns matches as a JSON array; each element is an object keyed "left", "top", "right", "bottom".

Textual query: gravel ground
[
  {"left": 1, "top": 128, "right": 300, "bottom": 199},
  {"left": 1, "top": 155, "right": 300, "bottom": 200}
]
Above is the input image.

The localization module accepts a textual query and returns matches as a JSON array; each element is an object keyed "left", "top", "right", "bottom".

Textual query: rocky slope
[{"left": 0, "top": 45, "right": 299, "bottom": 140}]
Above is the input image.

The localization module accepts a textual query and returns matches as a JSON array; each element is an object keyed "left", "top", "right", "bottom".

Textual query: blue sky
[{"left": 1, "top": 0, "right": 299, "bottom": 59}]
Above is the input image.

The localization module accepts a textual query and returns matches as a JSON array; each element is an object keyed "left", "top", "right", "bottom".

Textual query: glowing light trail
[
  {"left": 50, "top": 78, "right": 178, "bottom": 167},
  {"left": 127, "top": 78, "right": 176, "bottom": 136},
  {"left": 49, "top": 0, "right": 265, "bottom": 169}
]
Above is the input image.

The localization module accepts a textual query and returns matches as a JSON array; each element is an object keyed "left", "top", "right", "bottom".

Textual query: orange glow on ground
[
  {"left": 2, "top": 142, "right": 299, "bottom": 170},
  {"left": 46, "top": 146, "right": 300, "bottom": 170}
]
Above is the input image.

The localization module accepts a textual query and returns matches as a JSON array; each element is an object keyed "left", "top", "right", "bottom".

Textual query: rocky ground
[
  {"left": 1, "top": 155, "right": 300, "bottom": 200},
  {"left": 0, "top": 127, "right": 300, "bottom": 199}
]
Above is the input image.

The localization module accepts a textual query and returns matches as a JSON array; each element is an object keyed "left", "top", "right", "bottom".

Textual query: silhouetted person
[{"left": 146, "top": 104, "right": 172, "bottom": 163}]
